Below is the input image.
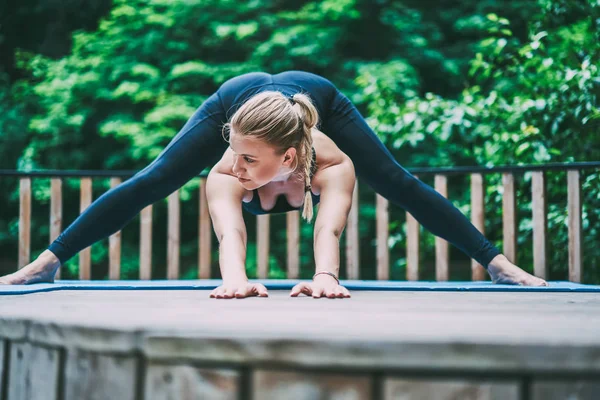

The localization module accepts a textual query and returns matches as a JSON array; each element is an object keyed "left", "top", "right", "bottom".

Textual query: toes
[{"left": 523, "top": 277, "right": 549, "bottom": 287}]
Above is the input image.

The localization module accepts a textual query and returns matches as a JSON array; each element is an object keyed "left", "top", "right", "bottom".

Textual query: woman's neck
[{"left": 271, "top": 168, "right": 304, "bottom": 183}]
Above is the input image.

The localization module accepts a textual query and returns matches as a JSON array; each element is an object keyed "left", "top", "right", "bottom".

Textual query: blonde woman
[{"left": 0, "top": 71, "right": 548, "bottom": 296}]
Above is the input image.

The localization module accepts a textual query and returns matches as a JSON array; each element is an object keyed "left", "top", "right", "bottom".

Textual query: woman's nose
[{"left": 232, "top": 157, "right": 244, "bottom": 175}]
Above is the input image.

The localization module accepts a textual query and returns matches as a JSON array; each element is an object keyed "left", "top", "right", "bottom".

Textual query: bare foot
[
  {"left": 0, "top": 250, "right": 60, "bottom": 285},
  {"left": 487, "top": 255, "right": 549, "bottom": 286}
]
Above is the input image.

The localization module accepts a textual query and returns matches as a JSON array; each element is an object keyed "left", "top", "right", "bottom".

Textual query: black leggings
[{"left": 48, "top": 71, "right": 500, "bottom": 267}]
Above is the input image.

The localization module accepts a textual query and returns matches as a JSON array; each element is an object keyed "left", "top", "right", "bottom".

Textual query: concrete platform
[{"left": 1, "top": 282, "right": 599, "bottom": 399}]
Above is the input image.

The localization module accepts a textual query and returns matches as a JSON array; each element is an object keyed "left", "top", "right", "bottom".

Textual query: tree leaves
[{"left": 0, "top": 0, "right": 598, "bottom": 281}]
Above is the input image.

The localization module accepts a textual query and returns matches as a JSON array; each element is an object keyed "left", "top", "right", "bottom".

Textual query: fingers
[
  {"left": 210, "top": 283, "right": 269, "bottom": 299},
  {"left": 319, "top": 286, "right": 352, "bottom": 298},
  {"left": 209, "top": 286, "right": 241, "bottom": 299},
  {"left": 210, "top": 287, "right": 231, "bottom": 299},
  {"left": 290, "top": 282, "right": 311, "bottom": 297},
  {"left": 312, "top": 287, "right": 324, "bottom": 298},
  {"left": 316, "top": 286, "right": 352, "bottom": 299},
  {"left": 290, "top": 283, "right": 352, "bottom": 298},
  {"left": 225, "top": 287, "right": 237, "bottom": 298},
  {"left": 211, "top": 283, "right": 352, "bottom": 299},
  {"left": 209, "top": 286, "right": 221, "bottom": 298},
  {"left": 252, "top": 284, "right": 269, "bottom": 297},
  {"left": 318, "top": 288, "right": 347, "bottom": 298}
]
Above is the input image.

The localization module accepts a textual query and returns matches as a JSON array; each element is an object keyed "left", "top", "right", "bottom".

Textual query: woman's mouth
[{"left": 238, "top": 177, "right": 250, "bottom": 183}]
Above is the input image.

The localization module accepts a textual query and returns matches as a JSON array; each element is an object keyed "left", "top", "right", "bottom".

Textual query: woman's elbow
[
  {"left": 217, "top": 228, "right": 246, "bottom": 244},
  {"left": 314, "top": 225, "right": 343, "bottom": 240}
]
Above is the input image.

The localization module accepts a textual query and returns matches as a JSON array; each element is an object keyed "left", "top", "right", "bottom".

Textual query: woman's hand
[
  {"left": 290, "top": 276, "right": 351, "bottom": 298},
  {"left": 209, "top": 281, "right": 269, "bottom": 299}
]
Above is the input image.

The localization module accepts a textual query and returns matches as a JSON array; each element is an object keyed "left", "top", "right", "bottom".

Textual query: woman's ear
[{"left": 282, "top": 147, "right": 297, "bottom": 167}]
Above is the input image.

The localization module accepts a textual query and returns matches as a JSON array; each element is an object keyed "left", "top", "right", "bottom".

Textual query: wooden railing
[{"left": 2, "top": 161, "right": 599, "bottom": 282}]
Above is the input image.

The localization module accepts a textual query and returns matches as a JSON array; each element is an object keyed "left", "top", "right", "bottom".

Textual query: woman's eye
[{"left": 244, "top": 157, "right": 255, "bottom": 163}]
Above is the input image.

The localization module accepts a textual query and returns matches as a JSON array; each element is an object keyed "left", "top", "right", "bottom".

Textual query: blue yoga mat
[{"left": 1, "top": 280, "right": 599, "bottom": 295}]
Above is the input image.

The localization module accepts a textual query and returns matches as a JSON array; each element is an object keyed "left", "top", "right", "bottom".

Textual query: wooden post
[
  {"left": 139, "top": 205, "right": 153, "bottom": 280},
  {"left": 346, "top": 182, "right": 359, "bottom": 280},
  {"left": 50, "top": 178, "right": 62, "bottom": 280},
  {"left": 567, "top": 170, "right": 582, "bottom": 282},
  {"left": 531, "top": 172, "right": 547, "bottom": 279},
  {"left": 109, "top": 178, "right": 122, "bottom": 280},
  {"left": 434, "top": 175, "right": 449, "bottom": 281},
  {"left": 502, "top": 173, "right": 517, "bottom": 264},
  {"left": 167, "top": 190, "right": 180, "bottom": 280},
  {"left": 19, "top": 177, "right": 31, "bottom": 269},
  {"left": 287, "top": 211, "right": 300, "bottom": 279},
  {"left": 376, "top": 194, "right": 389, "bottom": 281},
  {"left": 406, "top": 176, "right": 419, "bottom": 281},
  {"left": 199, "top": 178, "right": 212, "bottom": 279},
  {"left": 79, "top": 178, "right": 92, "bottom": 280},
  {"left": 257, "top": 215, "right": 270, "bottom": 279},
  {"left": 470, "top": 174, "right": 487, "bottom": 280}
]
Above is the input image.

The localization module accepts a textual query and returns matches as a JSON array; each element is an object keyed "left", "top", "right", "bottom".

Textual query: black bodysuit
[{"left": 48, "top": 71, "right": 501, "bottom": 267}]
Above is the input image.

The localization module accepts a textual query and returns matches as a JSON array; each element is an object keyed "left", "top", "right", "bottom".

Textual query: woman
[{"left": 0, "top": 71, "right": 548, "bottom": 296}]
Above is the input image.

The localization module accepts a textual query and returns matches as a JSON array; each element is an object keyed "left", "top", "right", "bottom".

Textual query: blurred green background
[{"left": 0, "top": 0, "right": 598, "bottom": 282}]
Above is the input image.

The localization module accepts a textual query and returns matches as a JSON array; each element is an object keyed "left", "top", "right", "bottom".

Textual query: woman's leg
[
  {"left": 322, "top": 91, "right": 501, "bottom": 268},
  {"left": 46, "top": 92, "right": 228, "bottom": 266}
]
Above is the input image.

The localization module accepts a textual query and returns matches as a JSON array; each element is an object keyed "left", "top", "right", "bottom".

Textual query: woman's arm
[
  {"left": 205, "top": 168, "right": 249, "bottom": 283},
  {"left": 289, "top": 158, "right": 355, "bottom": 298},
  {"left": 312, "top": 158, "right": 356, "bottom": 283}
]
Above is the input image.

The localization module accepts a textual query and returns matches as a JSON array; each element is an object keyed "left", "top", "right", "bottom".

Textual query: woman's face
[{"left": 229, "top": 132, "right": 296, "bottom": 189}]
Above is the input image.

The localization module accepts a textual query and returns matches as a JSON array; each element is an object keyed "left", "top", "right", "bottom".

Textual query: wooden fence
[{"left": 2, "top": 161, "right": 599, "bottom": 282}]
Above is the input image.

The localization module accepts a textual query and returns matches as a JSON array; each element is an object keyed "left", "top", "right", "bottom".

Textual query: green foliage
[
  {"left": 0, "top": 0, "right": 598, "bottom": 282},
  {"left": 359, "top": 3, "right": 600, "bottom": 282}
]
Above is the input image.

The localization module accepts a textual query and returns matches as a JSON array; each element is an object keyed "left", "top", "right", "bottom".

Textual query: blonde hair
[{"left": 222, "top": 91, "right": 319, "bottom": 222}]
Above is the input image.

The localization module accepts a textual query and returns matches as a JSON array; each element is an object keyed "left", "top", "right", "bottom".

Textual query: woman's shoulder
[
  {"left": 311, "top": 129, "right": 355, "bottom": 192},
  {"left": 312, "top": 129, "right": 351, "bottom": 170}
]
